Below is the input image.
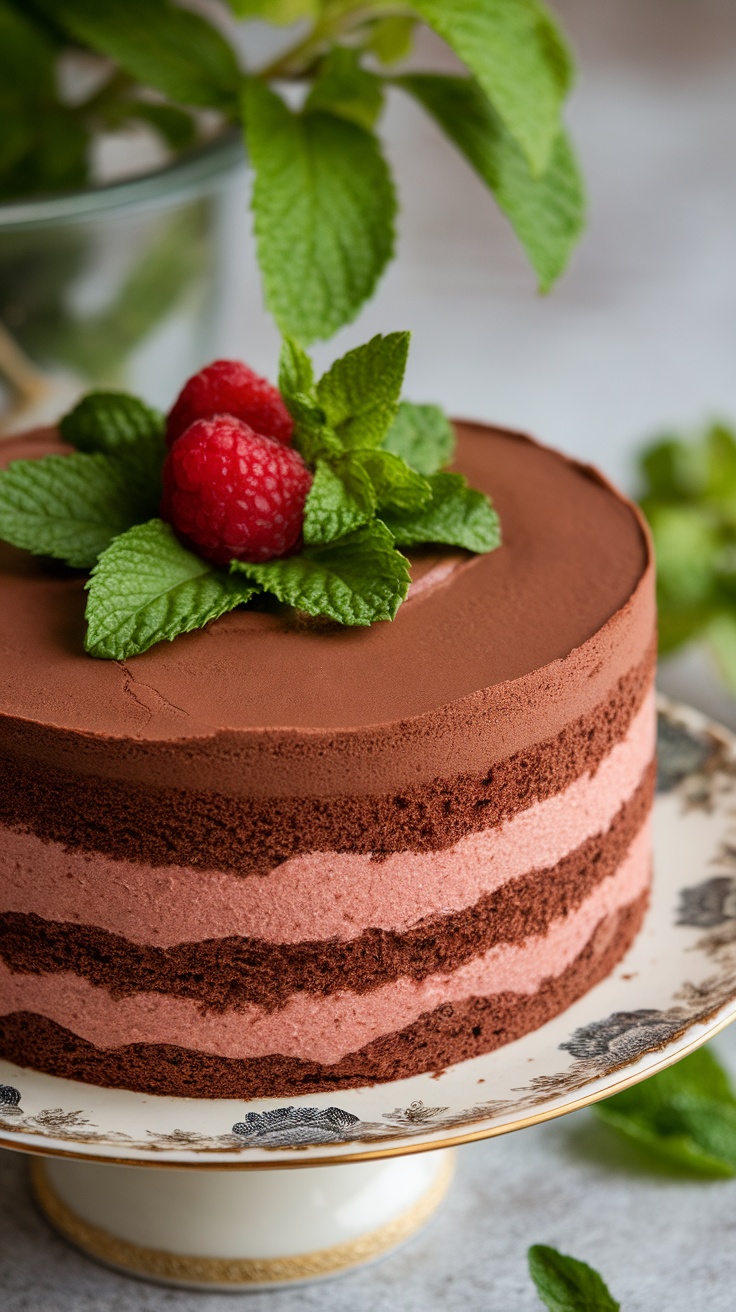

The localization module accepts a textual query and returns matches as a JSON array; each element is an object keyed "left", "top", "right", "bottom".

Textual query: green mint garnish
[
  {"left": 528, "top": 1245, "right": 620, "bottom": 1312},
  {"left": 60, "top": 391, "right": 166, "bottom": 507},
  {"left": 0, "top": 451, "right": 156, "bottom": 570},
  {"left": 306, "top": 46, "right": 384, "bottom": 131},
  {"left": 0, "top": 330, "right": 500, "bottom": 654},
  {"left": 232, "top": 520, "right": 410, "bottom": 626},
  {"left": 383, "top": 472, "right": 501, "bottom": 553},
  {"left": 315, "top": 332, "right": 409, "bottom": 449},
  {"left": 594, "top": 1046, "right": 736, "bottom": 1178},
  {"left": 85, "top": 519, "right": 258, "bottom": 660},
  {"left": 383, "top": 401, "right": 456, "bottom": 477}
]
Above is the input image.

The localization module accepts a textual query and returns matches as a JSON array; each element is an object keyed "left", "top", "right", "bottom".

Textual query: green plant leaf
[
  {"left": 399, "top": 75, "right": 584, "bottom": 290},
  {"left": 48, "top": 0, "right": 240, "bottom": 111},
  {"left": 409, "top": 0, "right": 567, "bottom": 173},
  {"left": 595, "top": 1047, "right": 736, "bottom": 1177},
  {"left": 114, "top": 101, "right": 198, "bottom": 152},
  {"left": 60, "top": 391, "right": 167, "bottom": 515},
  {"left": 232, "top": 520, "right": 410, "bottom": 625},
  {"left": 302, "top": 457, "right": 376, "bottom": 545},
  {"left": 307, "top": 46, "right": 384, "bottom": 130},
  {"left": 316, "top": 332, "right": 409, "bottom": 448},
  {"left": 243, "top": 79, "right": 396, "bottom": 342},
  {"left": 0, "top": 109, "right": 88, "bottom": 199},
  {"left": 278, "top": 338, "right": 343, "bottom": 465},
  {"left": 646, "top": 504, "right": 718, "bottom": 607},
  {"left": 366, "top": 15, "right": 416, "bottom": 65},
  {"left": 382, "top": 471, "right": 500, "bottom": 552},
  {"left": 0, "top": 0, "right": 55, "bottom": 95},
  {"left": 350, "top": 448, "right": 431, "bottom": 514},
  {"left": 85, "top": 519, "right": 258, "bottom": 659},
  {"left": 532, "top": 0, "right": 575, "bottom": 96},
  {"left": 528, "top": 1245, "right": 620, "bottom": 1312},
  {"left": 0, "top": 453, "right": 154, "bottom": 569},
  {"left": 383, "top": 401, "right": 455, "bottom": 475},
  {"left": 224, "top": 0, "right": 319, "bottom": 21}
]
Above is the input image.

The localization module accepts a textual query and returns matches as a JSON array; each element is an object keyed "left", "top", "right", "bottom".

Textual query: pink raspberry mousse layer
[
  {"left": 0, "top": 691, "right": 655, "bottom": 947},
  {"left": 0, "top": 825, "right": 649, "bottom": 1067}
]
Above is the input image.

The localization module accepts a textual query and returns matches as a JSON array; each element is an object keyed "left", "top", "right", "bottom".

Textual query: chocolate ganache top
[{"left": 0, "top": 423, "right": 654, "bottom": 794}]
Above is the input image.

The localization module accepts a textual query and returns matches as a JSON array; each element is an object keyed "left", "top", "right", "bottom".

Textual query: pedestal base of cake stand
[{"left": 30, "top": 1149, "right": 454, "bottom": 1290}]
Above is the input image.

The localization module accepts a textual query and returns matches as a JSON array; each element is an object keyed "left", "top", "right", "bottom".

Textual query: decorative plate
[{"left": 3, "top": 698, "right": 736, "bottom": 1169}]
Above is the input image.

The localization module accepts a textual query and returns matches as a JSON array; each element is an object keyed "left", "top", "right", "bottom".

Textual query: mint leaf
[
  {"left": 410, "top": 0, "right": 566, "bottom": 173},
  {"left": 303, "top": 458, "right": 375, "bottom": 546},
  {"left": 60, "top": 391, "right": 166, "bottom": 518},
  {"left": 399, "top": 75, "right": 584, "bottom": 291},
  {"left": 307, "top": 47, "right": 384, "bottom": 131},
  {"left": 0, "top": 453, "right": 154, "bottom": 570},
  {"left": 60, "top": 389, "right": 164, "bottom": 457},
  {"left": 533, "top": 1, "right": 575, "bottom": 97},
  {"left": 367, "top": 16, "right": 417, "bottom": 65},
  {"left": 350, "top": 449, "right": 431, "bottom": 514},
  {"left": 49, "top": 0, "right": 240, "bottom": 111},
  {"left": 0, "top": 1, "right": 55, "bottom": 95},
  {"left": 595, "top": 1047, "right": 736, "bottom": 1177},
  {"left": 383, "top": 471, "right": 500, "bottom": 552},
  {"left": 528, "top": 1245, "right": 620, "bottom": 1312},
  {"left": 316, "top": 332, "right": 409, "bottom": 449},
  {"left": 707, "top": 612, "right": 736, "bottom": 698},
  {"left": 383, "top": 401, "right": 455, "bottom": 475},
  {"left": 225, "top": 0, "right": 318, "bottom": 20},
  {"left": 113, "top": 101, "right": 197, "bottom": 152},
  {"left": 278, "top": 339, "right": 343, "bottom": 465},
  {"left": 233, "top": 520, "right": 410, "bottom": 625},
  {"left": 85, "top": 519, "right": 258, "bottom": 660},
  {"left": 243, "top": 79, "right": 396, "bottom": 342},
  {"left": 645, "top": 504, "right": 717, "bottom": 607}
]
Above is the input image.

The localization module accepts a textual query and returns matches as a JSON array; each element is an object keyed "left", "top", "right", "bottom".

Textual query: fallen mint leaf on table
[
  {"left": 383, "top": 401, "right": 456, "bottom": 476},
  {"left": 595, "top": 1046, "right": 736, "bottom": 1177},
  {"left": 383, "top": 472, "right": 501, "bottom": 553},
  {"left": 243, "top": 78, "right": 397, "bottom": 343},
  {"left": 85, "top": 519, "right": 258, "bottom": 660},
  {"left": 0, "top": 452, "right": 155, "bottom": 570},
  {"left": 232, "top": 520, "right": 410, "bottom": 626},
  {"left": 528, "top": 1245, "right": 620, "bottom": 1312}
]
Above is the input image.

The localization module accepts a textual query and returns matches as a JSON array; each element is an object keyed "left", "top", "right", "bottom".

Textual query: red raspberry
[
  {"left": 161, "top": 417, "right": 312, "bottom": 565},
  {"left": 166, "top": 359, "right": 293, "bottom": 448}
]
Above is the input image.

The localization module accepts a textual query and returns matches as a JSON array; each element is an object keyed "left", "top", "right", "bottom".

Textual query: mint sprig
[
  {"left": 594, "top": 1046, "right": 736, "bottom": 1177},
  {"left": 233, "top": 520, "right": 410, "bottom": 626},
  {"left": 528, "top": 1245, "right": 620, "bottom": 1312},
  {"left": 9, "top": 2, "right": 582, "bottom": 335},
  {"left": 0, "top": 333, "right": 500, "bottom": 655},
  {"left": 0, "top": 451, "right": 154, "bottom": 570},
  {"left": 85, "top": 520, "right": 258, "bottom": 659}
]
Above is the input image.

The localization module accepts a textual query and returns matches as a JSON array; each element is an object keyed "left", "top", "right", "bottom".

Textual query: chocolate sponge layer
[
  {"left": 0, "top": 895, "right": 647, "bottom": 1099},
  {"left": 0, "top": 764, "right": 654, "bottom": 1009},
  {"left": 0, "top": 648, "right": 653, "bottom": 875}
]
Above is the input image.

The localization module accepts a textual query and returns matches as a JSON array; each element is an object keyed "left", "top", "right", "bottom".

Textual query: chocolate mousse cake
[{"left": 0, "top": 422, "right": 655, "bottom": 1098}]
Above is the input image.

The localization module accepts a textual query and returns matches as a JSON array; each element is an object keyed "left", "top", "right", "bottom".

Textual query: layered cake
[{"left": 0, "top": 421, "right": 655, "bottom": 1098}]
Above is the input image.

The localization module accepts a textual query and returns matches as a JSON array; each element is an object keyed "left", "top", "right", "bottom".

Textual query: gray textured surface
[{"left": 2, "top": 1026, "right": 736, "bottom": 1310}]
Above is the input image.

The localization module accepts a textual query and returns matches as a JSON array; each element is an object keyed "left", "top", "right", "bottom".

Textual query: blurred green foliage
[{"left": 638, "top": 421, "right": 736, "bottom": 693}]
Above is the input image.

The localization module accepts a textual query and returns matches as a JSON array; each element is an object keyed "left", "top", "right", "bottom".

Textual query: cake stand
[{"left": 3, "top": 698, "right": 736, "bottom": 1291}]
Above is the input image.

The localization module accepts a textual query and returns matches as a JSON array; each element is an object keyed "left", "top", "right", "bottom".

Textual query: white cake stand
[{"left": 3, "top": 698, "right": 736, "bottom": 1290}]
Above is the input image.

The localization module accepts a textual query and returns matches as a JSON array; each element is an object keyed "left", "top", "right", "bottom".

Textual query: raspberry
[
  {"left": 161, "top": 417, "right": 312, "bottom": 565},
  {"left": 166, "top": 359, "right": 293, "bottom": 448}
]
